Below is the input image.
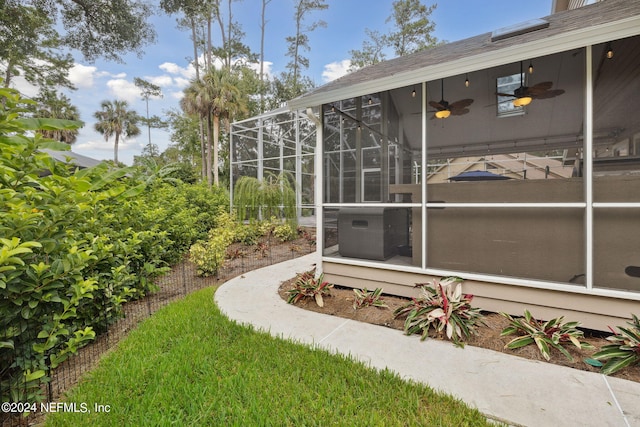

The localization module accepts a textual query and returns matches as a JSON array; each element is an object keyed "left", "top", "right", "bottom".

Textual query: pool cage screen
[{"left": 230, "top": 107, "right": 316, "bottom": 220}]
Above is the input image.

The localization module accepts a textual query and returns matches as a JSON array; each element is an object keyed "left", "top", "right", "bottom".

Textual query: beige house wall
[{"left": 322, "top": 261, "right": 636, "bottom": 331}]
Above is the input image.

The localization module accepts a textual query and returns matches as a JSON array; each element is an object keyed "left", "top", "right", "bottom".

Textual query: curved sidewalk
[{"left": 215, "top": 253, "right": 640, "bottom": 427}]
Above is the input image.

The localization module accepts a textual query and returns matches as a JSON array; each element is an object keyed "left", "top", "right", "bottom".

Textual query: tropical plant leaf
[
  {"left": 601, "top": 355, "right": 638, "bottom": 375},
  {"left": 505, "top": 335, "right": 535, "bottom": 350},
  {"left": 17, "top": 118, "right": 83, "bottom": 131},
  {"left": 500, "top": 310, "right": 591, "bottom": 362},
  {"left": 592, "top": 346, "right": 634, "bottom": 360},
  {"left": 394, "top": 277, "right": 483, "bottom": 345},
  {"left": 38, "top": 140, "right": 73, "bottom": 151},
  {"left": 89, "top": 168, "right": 131, "bottom": 190}
]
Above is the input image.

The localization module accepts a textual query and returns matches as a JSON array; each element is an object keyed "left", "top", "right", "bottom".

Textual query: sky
[{"left": 14, "top": 0, "right": 553, "bottom": 165}]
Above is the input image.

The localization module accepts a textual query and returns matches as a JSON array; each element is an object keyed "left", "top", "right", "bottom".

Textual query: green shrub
[
  {"left": 233, "top": 221, "right": 261, "bottom": 245},
  {"left": 189, "top": 212, "right": 236, "bottom": 276},
  {"left": 272, "top": 221, "right": 298, "bottom": 242},
  {"left": 0, "top": 85, "right": 229, "bottom": 403}
]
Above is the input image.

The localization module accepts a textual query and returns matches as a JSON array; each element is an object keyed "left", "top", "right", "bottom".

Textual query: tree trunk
[
  {"left": 292, "top": 2, "right": 302, "bottom": 88},
  {"left": 260, "top": 0, "right": 270, "bottom": 113},
  {"left": 4, "top": 58, "right": 13, "bottom": 88},
  {"left": 215, "top": 8, "right": 227, "bottom": 69},
  {"left": 206, "top": 14, "right": 212, "bottom": 71},
  {"left": 213, "top": 114, "right": 220, "bottom": 186},
  {"left": 226, "top": 0, "right": 232, "bottom": 70},
  {"left": 190, "top": 17, "right": 200, "bottom": 80},
  {"left": 189, "top": 16, "right": 207, "bottom": 181},
  {"left": 199, "top": 118, "right": 207, "bottom": 181},
  {"left": 206, "top": 115, "right": 213, "bottom": 187},
  {"left": 114, "top": 133, "right": 120, "bottom": 164}
]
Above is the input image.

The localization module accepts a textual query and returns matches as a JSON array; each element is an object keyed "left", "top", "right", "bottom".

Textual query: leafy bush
[
  {"left": 1, "top": 86, "right": 101, "bottom": 401},
  {"left": 233, "top": 221, "right": 261, "bottom": 245},
  {"left": 138, "top": 182, "right": 229, "bottom": 264},
  {"left": 500, "top": 310, "right": 594, "bottom": 361},
  {"left": 393, "top": 277, "right": 484, "bottom": 347},
  {"left": 189, "top": 212, "right": 236, "bottom": 276},
  {"left": 286, "top": 270, "right": 333, "bottom": 307},
  {"left": 0, "top": 85, "right": 229, "bottom": 403},
  {"left": 353, "top": 288, "right": 388, "bottom": 310},
  {"left": 589, "top": 314, "right": 640, "bottom": 374},
  {"left": 272, "top": 221, "right": 298, "bottom": 242}
]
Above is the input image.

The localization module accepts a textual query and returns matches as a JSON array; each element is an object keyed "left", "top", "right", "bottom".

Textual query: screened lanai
[
  {"left": 230, "top": 107, "right": 316, "bottom": 222},
  {"left": 286, "top": 0, "right": 640, "bottom": 330}
]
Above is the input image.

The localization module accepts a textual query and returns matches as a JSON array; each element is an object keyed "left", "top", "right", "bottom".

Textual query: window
[{"left": 497, "top": 73, "right": 525, "bottom": 117}]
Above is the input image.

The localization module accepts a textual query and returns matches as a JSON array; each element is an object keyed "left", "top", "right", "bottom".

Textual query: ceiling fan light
[
  {"left": 435, "top": 109, "right": 451, "bottom": 119},
  {"left": 513, "top": 96, "right": 532, "bottom": 107}
]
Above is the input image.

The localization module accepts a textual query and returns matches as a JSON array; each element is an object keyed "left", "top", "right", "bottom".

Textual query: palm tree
[
  {"left": 180, "top": 67, "right": 248, "bottom": 186},
  {"left": 181, "top": 78, "right": 213, "bottom": 184},
  {"left": 34, "top": 89, "right": 82, "bottom": 144},
  {"left": 93, "top": 100, "right": 140, "bottom": 164}
]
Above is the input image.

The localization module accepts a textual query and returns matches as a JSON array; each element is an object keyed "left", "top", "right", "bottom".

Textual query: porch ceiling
[{"left": 288, "top": 0, "right": 640, "bottom": 111}]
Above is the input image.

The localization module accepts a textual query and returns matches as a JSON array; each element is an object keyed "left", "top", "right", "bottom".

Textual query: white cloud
[
  {"left": 96, "top": 71, "right": 126, "bottom": 79},
  {"left": 174, "top": 77, "right": 190, "bottom": 88},
  {"left": 70, "top": 65, "right": 132, "bottom": 90},
  {"left": 106, "top": 79, "right": 139, "bottom": 103},
  {"left": 159, "top": 62, "right": 196, "bottom": 80},
  {"left": 9, "top": 74, "right": 39, "bottom": 97},
  {"left": 68, "top": 64, "right": 98, "bottom": 89},
  {"left": 146, "top": 75, "right": 174, "bottom": 87},
  {"left": 170, "top": 91, "right": 185, "bottom": 100},
  {"left": 322, "top": 59, "right": 351, "bottom": 83},
  {"left": 246, "top": 61, "right": 273, "bottom": 79},
  {"left": 76, "top": 136, "right": 143, "bottom": 153}
]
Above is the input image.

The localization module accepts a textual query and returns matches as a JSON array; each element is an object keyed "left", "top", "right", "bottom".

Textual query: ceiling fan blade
[
  {"left": 428, "top": 101, "right": 445, "bottom": 110},
  {"left": 496, "top": 92, "right": 516, "bottom": 98},
  {"left": 532, "top": 89, "right": 565, "bottom": 99},
  {"left": 451, "top": 108, "right": 470, "bottom": 116},
  {"left": 449, "top": 98, "right": 474, "bottom": 109},
  {"left": 526, "top": 81, "right": 554, "bottom": 95}
]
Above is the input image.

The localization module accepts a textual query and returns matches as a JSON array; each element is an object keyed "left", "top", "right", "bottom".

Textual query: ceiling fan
[
  {"left": 428, "top": 79, "right": 473, "bottom": 119},
  {"left": 497, "top": 61, "right": 565, "bottom": 107}
]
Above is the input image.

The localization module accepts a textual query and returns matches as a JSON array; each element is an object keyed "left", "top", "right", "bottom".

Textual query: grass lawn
[{"left": 45, "top": 287, "right": 493, "bottom": 426}]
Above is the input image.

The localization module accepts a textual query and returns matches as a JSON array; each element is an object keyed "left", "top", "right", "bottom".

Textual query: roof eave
[{"left": 288, "top": 13, "right": 640, "bottom": 110}]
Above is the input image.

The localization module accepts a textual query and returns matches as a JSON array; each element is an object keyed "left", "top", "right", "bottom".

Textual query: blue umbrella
[{"left": 449, "top": 170, "right": 510, "bottom": 181}]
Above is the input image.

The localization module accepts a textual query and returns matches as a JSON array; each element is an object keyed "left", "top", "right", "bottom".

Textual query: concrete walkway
[{"left": 214, "top": 253, "right": 640, "bottom": 427}]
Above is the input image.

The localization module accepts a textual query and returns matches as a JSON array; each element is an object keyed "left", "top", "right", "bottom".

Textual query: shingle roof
[
  {"left": 289, "top": 0, "right": 640, "bottom": 109},
  {"left": 40, "top": 149, "right": 103, "bottom": 169}
]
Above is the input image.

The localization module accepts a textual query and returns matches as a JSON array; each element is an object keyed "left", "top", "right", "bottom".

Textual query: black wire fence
[{"left": 1, "top": 233, "right": 315, "bottom": 427}]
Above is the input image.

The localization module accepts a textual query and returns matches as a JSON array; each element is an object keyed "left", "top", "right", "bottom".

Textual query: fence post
[
  {"left": 144, "top": 293, "right": 153, "bottom": 317},
  {"left": 182, "top": 261, "right": 187, "bottom": 296},
  {"left": 103, "top": 295, "right": 111, "bottom": 348},
  {"left": 45, "top": 350, "right": 53, "bottom": 402}
]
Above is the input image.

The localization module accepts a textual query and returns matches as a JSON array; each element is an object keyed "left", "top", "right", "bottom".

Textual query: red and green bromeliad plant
[
  {"left": 286, "top": 270, "right": 333, "bottom": 308},
  {"left": 393, "top": 277, "right": 484, "bottom": 348}
]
